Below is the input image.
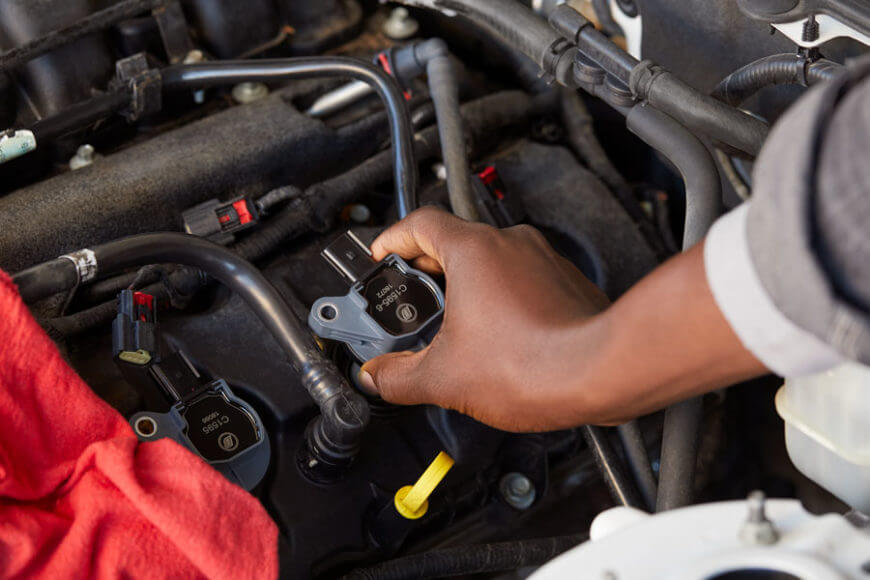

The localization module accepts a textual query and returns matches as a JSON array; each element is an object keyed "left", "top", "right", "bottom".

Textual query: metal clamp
[{"left": 59, "top": 249, "right": 98, "bottom": 284}]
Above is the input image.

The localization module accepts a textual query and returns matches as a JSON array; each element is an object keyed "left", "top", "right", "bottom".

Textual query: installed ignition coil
[
  {"left": 308, "top": 231, "right": 445, "bottom": 362},
  {"left": 113, "top": 289, "right": 270, "bottom": 490}
]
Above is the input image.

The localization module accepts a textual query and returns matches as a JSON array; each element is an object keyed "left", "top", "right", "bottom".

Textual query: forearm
[{"left": 565, "top": 242, "right": 767, "bottom": 426}]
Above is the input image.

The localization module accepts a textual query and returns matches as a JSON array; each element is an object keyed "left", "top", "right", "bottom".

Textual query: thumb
[{"left": 359, "top": 349, "right": 430, "bottom": 405}]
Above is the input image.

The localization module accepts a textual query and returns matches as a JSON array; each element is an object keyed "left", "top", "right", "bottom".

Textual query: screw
[
  {"left": 183, "top": 49, "right": 205, "bottom": 64},
  {"left": 69, "top": 144, "right": 97, "bottom": 170},
  {"left": 432, "top": 163, "right": 447, "bottom": 181},
  {"left": 349, "top": 204, "right": 372, "bottom": 224},
  {"left": 739, "top": 490, "right": 779, "bottom": 545},
  {"left": 802, "top": 13, "right": 819, "bottom": 42},
  {"left": 383, "top": 7, "right": 419, "bottom": 40},
  {"left": 77, "top": 144, "right": 94, "bottom": 161},
  {"left": 499, "top": 472, "right": 536, "bottom": 510},
  {"left": 232, "top": 82, "right": 269, "bottom": 105}
]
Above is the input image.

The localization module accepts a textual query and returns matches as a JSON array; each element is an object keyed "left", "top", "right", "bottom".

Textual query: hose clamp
[
  {"left": 541, "top": 38, "right": 576, "bottom": 86},
  {"left": 59, "top": 249, "right": 98, "bottom": 284},
  {"left": 629, "top": 59, "right": 666, "bottom": 100}
]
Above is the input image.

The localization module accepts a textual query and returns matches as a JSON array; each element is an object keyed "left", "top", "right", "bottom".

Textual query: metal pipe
[
  {"left": 306, "top": 80, "right": 373, "bottom": 118},
  {"left": 582, "top": 425, "right": 644, "bottom": 508}
]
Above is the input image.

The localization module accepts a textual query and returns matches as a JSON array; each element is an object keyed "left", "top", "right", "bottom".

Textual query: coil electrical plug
[{"left": 308, "top": 231, "right": 445, "bottom": 362}]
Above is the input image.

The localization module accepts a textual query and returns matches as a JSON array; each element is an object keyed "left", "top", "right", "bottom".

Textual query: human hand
[{"left": 358, "top": 206, "right": 610, "bottom": 432}]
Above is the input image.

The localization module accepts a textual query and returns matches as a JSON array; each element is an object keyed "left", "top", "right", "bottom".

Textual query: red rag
[{"left": 0, "top": 271, "right": 278, "bottom": 579}]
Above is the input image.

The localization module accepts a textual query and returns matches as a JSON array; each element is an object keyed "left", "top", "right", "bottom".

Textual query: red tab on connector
[
  {"left": 133, "top": 292, "right": 155, "bottom": 322},
  {"left": 377, "top": 52, "right": 412, "bottom": 101},
  {"left": 232, "top": 200, "right": 253, "bottom": 225}
]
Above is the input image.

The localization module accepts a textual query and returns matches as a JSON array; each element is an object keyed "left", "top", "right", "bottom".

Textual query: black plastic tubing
[
  {"left": 626, "top": 104, "right": 722, "bottom": 511},
  {"left": 160, "top": 58, "right": 418, "bottom": 219}
]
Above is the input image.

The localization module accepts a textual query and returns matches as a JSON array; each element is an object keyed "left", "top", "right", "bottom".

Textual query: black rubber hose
[
  {"left": 29, "top": 90, "right": 130, "bottom": 142},
  {"left": 15, "top": 233, "right": 369, "bottom": 467},
  {"left": 633, "top": 68, "right": 769, "bottom": 157},
  {"left": 654, "top": 398, "right": 702, "bottom": 511},
  {"left": 616, "top": 421, "right": 657, "bottom": 511},
  {"left": 412, "top": 39, "right": 478, "bottom": 221},
  {"left": 548, "top": 4, "right": 637, "bottom": 83},
  {"left": 422, "top": 0, "right": 563, "bottom": 70},
  {"left": 560, "top": 88, "right": 629, "bottom": 199},
  {"left": 547, "top": 5, "right": 768, "bottom": 156},
  {"left": 626, "top": 104, "right": 722, "bottom": 511},
  {"left": 712, "top": 54, "right": 843, "bottom": 107},
  {"left": 559, "top": 88, "right": 669, "bottom": 259},
  {"left": 0, "top": 0, "right": 168, "bottom": 73},
  {"left": 401, "top": 0, "right": 577, "bottom": 86},
  {"left": 343, "top": 534, "right": 586, "bottom": 580},
  {"left": 581, "top": 425, "right": 644, "bottom": 508},
  {"left": 13, "top": 257, "right": 81, "bottom": 301},
  {"left": 626, "top": 104, "right": 722, "bottom": 250},
  {"left": 160, "top": 58, "right": 418, "bottom": 219}
]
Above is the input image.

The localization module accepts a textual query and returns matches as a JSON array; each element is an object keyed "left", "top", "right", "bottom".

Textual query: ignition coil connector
[
  {"left": 112, "top": 290, "right": 157, "bottom": 365},
  {"left": 182, "top": 196, "right": 259, "bottom": 245}
]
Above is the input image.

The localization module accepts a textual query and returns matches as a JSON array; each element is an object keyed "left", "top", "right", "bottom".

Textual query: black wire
[
  {"left": 343, "top": 534, "right": 587, "bottom": 580},
  {"left": 581, "top": 425, "right": 645, "bottom": 509}
]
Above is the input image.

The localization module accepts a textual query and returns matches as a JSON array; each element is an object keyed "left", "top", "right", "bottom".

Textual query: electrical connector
[{"left": 182, "top": 196, "right": 259, "bottom": 244}]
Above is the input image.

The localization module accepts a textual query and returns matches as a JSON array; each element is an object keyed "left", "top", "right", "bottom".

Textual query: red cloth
[{"left": 0, "top": 271, "right": 278, "bottom": 579}]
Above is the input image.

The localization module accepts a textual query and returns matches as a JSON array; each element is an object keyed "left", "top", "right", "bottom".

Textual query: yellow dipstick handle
[{"left": 394, "top": 451, "right": 454, "bottom": 520}]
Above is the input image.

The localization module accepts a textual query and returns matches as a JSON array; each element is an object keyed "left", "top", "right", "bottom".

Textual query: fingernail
[{"left": 357, "top": 369, "right": 377, "bottom": 395}]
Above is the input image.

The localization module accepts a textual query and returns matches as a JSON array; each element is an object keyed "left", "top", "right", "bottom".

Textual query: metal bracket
[{"left": 773, "top": 13, "right": 870, "bottom": 48}]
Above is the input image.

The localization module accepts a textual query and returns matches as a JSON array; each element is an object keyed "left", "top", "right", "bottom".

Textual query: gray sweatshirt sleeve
[{"left": 705, "top": 56, "right": 870, "bottom": 376}]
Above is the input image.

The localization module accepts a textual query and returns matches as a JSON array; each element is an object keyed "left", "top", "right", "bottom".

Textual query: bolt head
[
  {"left": 349, "top": 204, "right": 372, "bottom": 224},
  {"left": 499, "top": 472, "right": 536, "bottom": 510},
  {"left": 77, "top": 144, "right": 95, "bottom": 160},
  {"left": 383, "top": 7, "right": 419, "bottom": 39},
  {"left": 232, "top": 82, "right": 269, "bottom": 104},
  {"left": 183, "top": 49, "right": 205, "bottom": 64}
]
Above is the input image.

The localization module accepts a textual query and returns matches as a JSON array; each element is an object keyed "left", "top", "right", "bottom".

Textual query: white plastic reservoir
[{"left": 776, "top": 362, "right": 870, "bottom": 512}]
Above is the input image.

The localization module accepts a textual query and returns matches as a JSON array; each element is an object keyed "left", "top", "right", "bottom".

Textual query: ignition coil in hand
[{"left": 309, "top": 231, "right": 445, "bottom": 362}]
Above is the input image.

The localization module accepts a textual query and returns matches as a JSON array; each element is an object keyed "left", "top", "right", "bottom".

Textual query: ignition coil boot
[
  {"left": 129, "top": 377, "right": 271, "bottom": 491},
  {"left": 182, "top": 196, "right": 259, "bottom": 244},
  {"left": 309, "top": 231, "right": 445, "bottom": 362},
  {"left": 112, "top": 290, "right": 270, "bottom": 490},
  {"left": 112, "top": 290, "right": 157, "bottom": 365}
]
